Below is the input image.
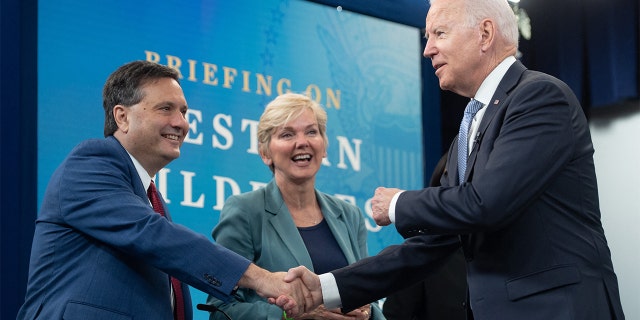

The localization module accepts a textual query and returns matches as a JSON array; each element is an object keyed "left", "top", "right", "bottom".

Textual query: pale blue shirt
[{"left": 319, "top": 56, "right": 517, "bottom": 310}]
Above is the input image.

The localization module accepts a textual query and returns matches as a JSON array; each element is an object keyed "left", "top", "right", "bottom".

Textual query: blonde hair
[{"left": 257, "top": 93, "right": 328, "bottom": 172}]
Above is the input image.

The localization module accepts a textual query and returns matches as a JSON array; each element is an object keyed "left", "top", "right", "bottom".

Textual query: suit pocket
[
  {"left": 63, "top": 301, "right": 132, "bottom": 320},
  {"left": 506, "top": 264, "right": 581, "bottom": 301}
]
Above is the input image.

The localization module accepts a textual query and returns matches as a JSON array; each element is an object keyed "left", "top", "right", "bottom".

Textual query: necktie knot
[
  {"left": 147, "top": 180, "right": 156, "bottom": 197},
  {"left": 458, "top": 99, "right": 484, "bottom": 183},
  {"left": 465, "top": 99, "right": 483, "bottom": 116}
]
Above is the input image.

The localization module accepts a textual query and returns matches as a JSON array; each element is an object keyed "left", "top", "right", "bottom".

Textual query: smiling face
[
  {"left": 262, "top": 108, "right": 327, "bottom": 185},
  {"left": 423, "top": 0, "right": 486, "bottom": 97},
  {"left": 113, "top": 77, "right": 189, "bottom": 176}
]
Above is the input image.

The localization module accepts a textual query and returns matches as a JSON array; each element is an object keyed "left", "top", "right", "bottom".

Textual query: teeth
[
  {"left": 164, "top": 134, "right": 180, "bottom": 141},
  {"left": 293, "top": 154, "right": 311, "bottom": 161}
]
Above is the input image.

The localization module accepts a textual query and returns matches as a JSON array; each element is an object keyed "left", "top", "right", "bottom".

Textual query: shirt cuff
[
  {"left": 319, "top": 272, "right": 341, "bottom": 309},
  {"left": 389, "top": 191, "right": 403, "bottom": 223}
]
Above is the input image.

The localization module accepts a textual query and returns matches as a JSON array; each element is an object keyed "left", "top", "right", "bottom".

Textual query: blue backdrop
[
  {"left": 38, "top": 0, "right": 427, "bottom": 316},
  {"left": 3, "top": 0, "right": 637, "bottom": 319}
]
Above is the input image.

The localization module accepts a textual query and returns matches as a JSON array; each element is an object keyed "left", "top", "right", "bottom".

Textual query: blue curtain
[{"left": 506, "top": 0, "right": 638, "bottom": 108}]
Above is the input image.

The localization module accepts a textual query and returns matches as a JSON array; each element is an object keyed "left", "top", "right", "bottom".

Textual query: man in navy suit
[
  {"left": 281, "top": 0, "right": 625, "bottom": 319},
  {"left": 17, "top": 61, "right": 305, "bottom": 320}
]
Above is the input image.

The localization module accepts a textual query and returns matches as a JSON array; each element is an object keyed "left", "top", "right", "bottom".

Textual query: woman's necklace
[{"left": 290, "top": 206, "right": 323, "bottom": 227}]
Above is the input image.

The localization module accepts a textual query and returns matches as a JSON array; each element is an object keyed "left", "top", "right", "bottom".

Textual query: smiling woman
[
  {"left": 257, "top": 93, "right": 329, "bottom": 178},
  {"left": 204, "top": 92, "right": 385, "bottom": 319}
]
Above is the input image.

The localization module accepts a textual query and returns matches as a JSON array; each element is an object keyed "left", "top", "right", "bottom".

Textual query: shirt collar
[
  {"left": 127, "top": 152, "right": 152, "bottom": 192},
  {"left": 474, "top": 56, "right": 517, "bottom": 106}
]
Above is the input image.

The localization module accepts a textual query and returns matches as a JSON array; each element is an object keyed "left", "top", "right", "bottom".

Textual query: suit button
[{"left": 204, "top": 273, "right": 222, "bottom": 287}]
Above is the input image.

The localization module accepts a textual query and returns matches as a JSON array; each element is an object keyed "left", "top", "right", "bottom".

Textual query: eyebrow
[{"left": 279, "top": 123, "right": 319, "bottom": 131}]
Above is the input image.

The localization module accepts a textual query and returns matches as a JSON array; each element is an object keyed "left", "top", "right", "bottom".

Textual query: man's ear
[
  {"left": 113, "top": 105, "right": 129, "bottom": 133},
  {"left": 479, "top": 18, "right": 496, "bottom": 52}
]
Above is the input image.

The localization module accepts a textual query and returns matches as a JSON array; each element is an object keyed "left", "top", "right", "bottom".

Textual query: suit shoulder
[
  {"left": 226, "top": 187, "right": 266, "bottom": 202},
  {"left": 516, "top": 71, "right": 581, "bottom": 109},
  {"left": 58, "top": 137, "right": 135, "bottom": 187},
  {"left": 70, "top": 137, "right": 127, "bottom": 158},
  {"left": 520, "top": 69, "right": 572, "bottom": 91}
]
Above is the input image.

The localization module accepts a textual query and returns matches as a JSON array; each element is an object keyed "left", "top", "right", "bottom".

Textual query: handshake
[
  {"left": 237, "top": 187, "right": 401, "bottom": 317},
  {"left": 256, "top": 266, "right": 371, "bottom": 320},
  {"left": 244, "top": 263, "right": 372, "bottom": 319},
  {"left": 261, "top": 266, "right": 323, "bottom": 317}
]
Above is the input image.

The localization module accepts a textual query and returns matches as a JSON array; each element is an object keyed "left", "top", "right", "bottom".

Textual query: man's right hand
[
  {"left": 238, "top": 264, "right": 312, "bottom": 316},
  {"left": 272, "top": 266, "right": 323, "bottom": 313}
]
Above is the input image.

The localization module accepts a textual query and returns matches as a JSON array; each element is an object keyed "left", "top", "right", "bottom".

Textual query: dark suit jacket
[
  {"left": 207, "top": 180, "right": 383, "bottom": 319},
  {"left": 382, "top": 250, "right": 468, "bottom": 320},
  {"left": 383, "top": 155, "right": 468, "bottom": 320},
  {"left": 330, "top": 61, "right": 625, "bottom": 320},
  {"left": 17, "top": 136, "right": 251, "bottom": 320}
]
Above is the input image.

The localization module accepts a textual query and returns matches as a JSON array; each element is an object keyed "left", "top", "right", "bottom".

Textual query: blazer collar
[
  {"left": 263, "top": 181, "right": 314, "bottom": 268},
  {"left": 263, "top": 180, "right": 342, "bottom": 221},
  {"left": 262, "top": 180, "right": 355, "bottom": 267},
  {"left": 464, "top": 61, "right": 527, "bottom": 180}
]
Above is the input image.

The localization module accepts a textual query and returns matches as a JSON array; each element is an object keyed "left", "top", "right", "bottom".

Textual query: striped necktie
[{"left": 457, "top": 99, "right": 483, "bottom": 183}]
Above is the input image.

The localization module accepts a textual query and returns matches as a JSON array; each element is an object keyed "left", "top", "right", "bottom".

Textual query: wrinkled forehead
[{"left": 426, "top": 5, "right": 460, "bottom": 28}]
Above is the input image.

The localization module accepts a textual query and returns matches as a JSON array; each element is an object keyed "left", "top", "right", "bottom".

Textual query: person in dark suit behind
[
  {"left": 279, "top": 0, "right": 625, "bottom": 318},
  {"left": 206, "top": 93, "right": 382, "bottom": 320},
  {"left": 382, "top": 154, "right": 468, "bottom": 320},
  {"left": 17, "top": 61, "right": 306, "bottom": 320}
]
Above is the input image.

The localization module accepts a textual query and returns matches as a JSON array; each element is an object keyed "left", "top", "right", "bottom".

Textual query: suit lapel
[
  {"left": 264, "top": 182, "right": 315, "bottom": 269},
  {"left": 465, "top": 61, "right": 527, "bottom": 181},
  {"left": 465, "top": 97, "right": 501, "bottom": 180},
  {"left": 317, "top": 194, "right": 357, "bottom": 264}
]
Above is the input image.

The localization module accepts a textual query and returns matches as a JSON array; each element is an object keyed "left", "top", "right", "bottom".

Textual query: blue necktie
[{"left": 458, "top": 99, "right": 483, "bottom": 183}]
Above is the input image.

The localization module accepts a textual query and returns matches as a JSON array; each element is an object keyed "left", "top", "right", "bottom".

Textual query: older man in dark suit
[{"left": 281, "top": 0, "right": 625, "bottom": 319}]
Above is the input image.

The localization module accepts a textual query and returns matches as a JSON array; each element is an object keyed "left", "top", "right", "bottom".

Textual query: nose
[
  {"left": 295, "top": 133, "right": 309, "bottom": 148},
  {"left": 423, "top": 38, "right": 436, "bottom": 59},
  {"left": 173, "top": 109, "right": 189, "bottom": 135}
]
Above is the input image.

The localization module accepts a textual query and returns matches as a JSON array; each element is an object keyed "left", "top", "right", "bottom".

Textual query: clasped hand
[
  {"left": 251, "top": 271, "right": 311, "bottom": 317},
  {"left": 269, "top": 266, "right": 371, "bottom": 319}
]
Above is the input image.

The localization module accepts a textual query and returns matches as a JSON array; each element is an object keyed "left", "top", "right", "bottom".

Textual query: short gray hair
[{"left": 430, "top": 0, "right": 519, "bottom": 47}]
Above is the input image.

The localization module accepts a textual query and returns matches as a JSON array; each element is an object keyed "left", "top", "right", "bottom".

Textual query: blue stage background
[{"left": 38, "top": 0, "right": 427, "bottom": 316}]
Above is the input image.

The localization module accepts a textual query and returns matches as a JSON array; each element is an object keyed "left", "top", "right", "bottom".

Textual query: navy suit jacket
[
  {"left": 207, "top": 180, "right": 383, "bottom": 319},
  {"left": 18, "top": 136, "right": 251, "bottom": 320},
  {"left": 330, "top": 61, "right": 625, "bottom": 319}
]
